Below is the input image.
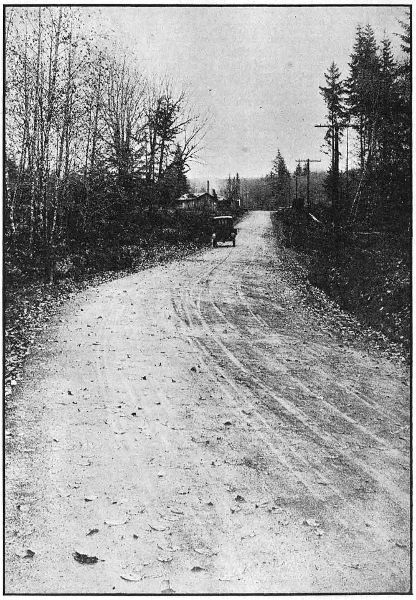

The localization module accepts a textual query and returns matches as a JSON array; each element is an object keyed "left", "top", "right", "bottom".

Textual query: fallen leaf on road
[
  {"left": 68, "top": 390, "right": 73, "bottom": 396},
  {"left": 224, "top": 421, "right": 232, "bottom": 427},
  {"left": 241, "top": 533, "right": 256, "bottom": 539},
  {"left": 235, "top": 494, "right": 245, "bottom": 503},
  {"left": 111, "top": 498, "right": 128, "bottom": 505},
  {"left": 158, "top": 555, "right": 173, "bottom": 563},
  {"left": 395, "top": 542, "right": 407, "bottom": 549},
  {"left": 73, "top": 551, "right": 100, "bottom": 564},
  {"left": 194, "top": 547, "right": 218, "bottom": 556},
  {"left": 191, "top": 566, "right": 206, "bottom": 572},
  {"left": 133, "top": 506, "right": 145, "bottom": 514},
  {"left": 148, "top": 522, "right": 167, "bottom": 531},
  {"left": 120, "top": 572, "right": 142, "bottom": 582},
  {"left": 158, "top": 544, "right": 181, "bottom": 553},
  {"left": 16, "top": 549, "right": 35, "bottom": 558},
  {"left": 86, "top": 528, "right": 99, "bottom": 536},
  {"left": 84, "top": 495, "right": 97, "bottom": 502},
  {"left": 303, "top": 519, "right": 320, "bottom": 528}
]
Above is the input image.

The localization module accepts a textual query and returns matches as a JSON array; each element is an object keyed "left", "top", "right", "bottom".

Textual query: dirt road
[{"left": 5, "top": 211, "right": 410, "bottom": 594}]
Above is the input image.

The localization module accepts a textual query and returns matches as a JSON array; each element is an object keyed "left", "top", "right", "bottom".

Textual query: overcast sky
[{"left": 91, "top": 5, "right": 408, "bottom": 180}]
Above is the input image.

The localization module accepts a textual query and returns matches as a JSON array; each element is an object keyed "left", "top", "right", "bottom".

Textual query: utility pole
[
  {"left": 315, "top": 122, "right": 353, "bottom": 226},
  {"left": 346, "top": 125, "right": 349, "bottom": 204},
  {"left": 296, "top": 158, "right": 321, "bottom": 209}
]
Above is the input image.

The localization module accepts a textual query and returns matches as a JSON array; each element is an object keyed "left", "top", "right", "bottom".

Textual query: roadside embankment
[{"left": 272, "top": 208, "right": 410, "bottom": 360}]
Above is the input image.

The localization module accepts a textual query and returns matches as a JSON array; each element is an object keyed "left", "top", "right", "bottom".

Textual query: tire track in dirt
[
  {"left": 191, "top": 285, "right": 408, "bottom": 510},
  {"left": 170, "top": 213, "right": 408, "bottom": 529},
  {"left": 6, "top": 211, "right": 409, "bottom": 594},
  {"left": 172, "top": 263, "right": 380, "bottom": 531}
]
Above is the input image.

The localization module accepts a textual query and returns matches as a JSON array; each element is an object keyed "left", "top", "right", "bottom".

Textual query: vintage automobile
[{"left": 211, "top": 215, "right": 237, "bottom": 247}]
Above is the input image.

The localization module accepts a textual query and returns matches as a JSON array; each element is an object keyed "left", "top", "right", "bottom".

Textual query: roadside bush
[{"left": 274, "top": 207, "right": 410, "bottom": 356}]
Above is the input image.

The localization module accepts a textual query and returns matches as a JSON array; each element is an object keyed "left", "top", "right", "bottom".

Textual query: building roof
[
  {"left": 196, "top": 192, "right": 214, "bottom": 199},
  {"left": 178, "top": 193, "right": 197, "bottom": 201}
]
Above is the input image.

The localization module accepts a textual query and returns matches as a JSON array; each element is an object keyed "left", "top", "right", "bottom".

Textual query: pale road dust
[{"left": 5, "top": 211, "right": 410, "bottom": 594}]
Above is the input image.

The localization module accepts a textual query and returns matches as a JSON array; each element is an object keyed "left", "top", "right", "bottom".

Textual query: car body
[{"left": 211, "top": 215, "right": 237, "bottom": 247}]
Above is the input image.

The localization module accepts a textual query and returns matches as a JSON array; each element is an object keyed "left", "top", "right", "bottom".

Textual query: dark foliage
[{"left": 276, "top": 207, "right": 410, "bottom": 358}]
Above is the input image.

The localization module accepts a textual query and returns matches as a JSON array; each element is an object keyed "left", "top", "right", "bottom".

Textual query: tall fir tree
[
  {"left": 346, "top": 24, "right": 380, "bottom": 170},
  {"left": 271, "top": 150, "right": 291, "bottom": 207},
  {"left": 319, "top": 62, "right": 346, "bottom": 152},
  {"left": 159, "top": 145, "right": 189, "bottom": 206}
]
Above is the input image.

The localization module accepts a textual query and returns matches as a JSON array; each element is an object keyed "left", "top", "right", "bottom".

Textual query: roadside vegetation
[
  {"left": 270, "top": 18, "right": 411, "bottom": 358},
  {"left": 5, "top": 7, "right": 209, "bottom": 287},
  {"left": 4, "top": 6, "right": 219, "bottom": 397},
  {"left": 273, "top": 208, "right": 410, "bottom": 358},
  {"left": 4, "top": 208, "right": 218, "bottom": 397}
]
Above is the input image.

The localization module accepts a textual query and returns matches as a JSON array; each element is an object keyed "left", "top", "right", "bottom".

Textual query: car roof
[{"left": 213, "top": 215, "right": 233, "bottom": 219}]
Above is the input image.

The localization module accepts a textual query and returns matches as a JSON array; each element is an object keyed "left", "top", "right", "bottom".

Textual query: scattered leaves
[
  {"left": 194, "top": 547, "right": 218, "bottom": 557},
  {"left": 148, "top": 522, "right": 167, "bottom": 532},
  {"left": 158, "top": 555, "right": 173, "bottom": 563},
  {"left": 120, "top": 572, "right": 142, "bottom": 582},
  {"left": 16, "top": 549, "right": 35, "bottom": 559},
  {"left": 73, "top": 551, "right": 100, "bottom": 564},
  {"left": 302, "top": 518, "right": 320, "bottom": 528}
]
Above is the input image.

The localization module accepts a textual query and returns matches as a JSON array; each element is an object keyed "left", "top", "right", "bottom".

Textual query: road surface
[{"left": 5, "top": 211, "right": 410, "bottom": 593}]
